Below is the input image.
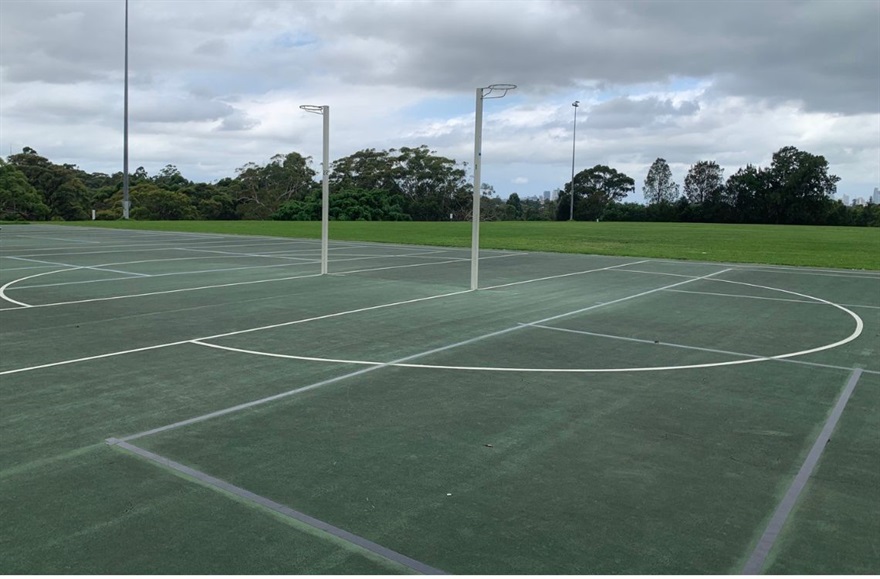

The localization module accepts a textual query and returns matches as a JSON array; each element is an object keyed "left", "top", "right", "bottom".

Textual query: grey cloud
[
  {"left": 586, "top": 97, "right": 701, "bottom": 130},
  {"left": 310, "top": 0, "right": 879, "bottom": 114},
  {"left": 217, "top": 110, "right": 260, "bottom": 131},
  {"left": 194, "top": 39, "right": 229, "bottom": 57},
  {"left": 133, "top": 96, "right": 233, "bottom": 124}
]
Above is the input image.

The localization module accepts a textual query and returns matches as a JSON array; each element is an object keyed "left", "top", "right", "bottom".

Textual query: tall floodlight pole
[
  {"left": 570, "top": 100, "right": 579, "bottom": 222},
  {"left": 471, "top": 83, "right": 516, "bottom": 291},
  {"left": 122, "top": 0, "right": 130, "bottom": 219},
  {"left": 300, "top": 105, "right": 330, "bottom": 275}
]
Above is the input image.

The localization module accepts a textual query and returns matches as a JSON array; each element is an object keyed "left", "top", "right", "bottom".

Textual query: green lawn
[{"left": 55, "top": 220, "right": 880, "bottom": 270}]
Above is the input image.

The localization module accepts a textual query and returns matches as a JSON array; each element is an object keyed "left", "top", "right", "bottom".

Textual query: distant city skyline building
[
  {"left": 542, "top": 189, "right": 562, "bottom": 203},
  {"left": 873, "top": 187, "right": 879, "bottom": 204}
]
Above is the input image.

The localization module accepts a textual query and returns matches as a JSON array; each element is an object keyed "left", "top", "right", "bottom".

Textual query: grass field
[{"left": 53, "top": 220, "right": 880, "bottom": 271}]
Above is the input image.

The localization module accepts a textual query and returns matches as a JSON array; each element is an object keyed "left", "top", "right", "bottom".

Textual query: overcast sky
[{"left": 1, "top": 0, "right": 878, "bottom": 202}]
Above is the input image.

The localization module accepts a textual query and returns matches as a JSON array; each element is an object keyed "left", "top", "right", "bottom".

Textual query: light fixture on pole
[
  {"left": 300, "top": 105, "right": 330, "bottom": 275},
  {"left": 570, "top": 100, "right": 579, "bottom": 222},
  {"left": 471, "top": 83, "right": 516, "bottom": 291},
  {"left": 122, "top": 0, "right": 130, "bottom": 220}
]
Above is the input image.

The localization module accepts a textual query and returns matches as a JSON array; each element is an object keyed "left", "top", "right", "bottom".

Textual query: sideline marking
[
  {"left": 106, "top": 439, "right": 446, "bottom": 574},
  {"left": 741, "top": 368, "right": 864, "bottom": 574}
]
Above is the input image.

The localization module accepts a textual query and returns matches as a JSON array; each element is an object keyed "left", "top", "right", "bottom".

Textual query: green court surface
[{"left": 1, "top": 224, "right": 878, "bottom": 574}]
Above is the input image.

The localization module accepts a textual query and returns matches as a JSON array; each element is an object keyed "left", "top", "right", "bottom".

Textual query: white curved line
[
  {"left": 192, "top": 277, "right": 864, "bottom": 374},
  {"left": 0, "top": 267, "right": 83, "bottom": 308},
  {"left": 192, "top": 340, "right": 382, "bottom": 366},
  {"left": 710, "top": 277, "right": 863, "bottom": 358}
]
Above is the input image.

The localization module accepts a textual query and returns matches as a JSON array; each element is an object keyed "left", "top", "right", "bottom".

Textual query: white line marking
[
  {"left": 481, "top": 260, "right": 652, "bottom": 290},
  {"left": 193, "top": 340, "right": 381, "bottom": 366},
  {"left": 196, "top": 288, "right": 472, "bottom": 342},
  {"left": 617, "top": 268, "right": 697, "bottom": 279},
  {"left": 648, "top": 258, "right": 880, "bottom": 279},
  {"left": 118, "top": 269, "right": 730, "bottom": 440},
  {"left": 170, "top": 247, "right": 317, "bottom": 262},
  {"left": 189, "top": 269, "right": 732, "bottom": 371},
  {"left": 13, "top": 261, "right": 317, "bottom": 291},
  {"left": 107, "top": 440, "right": 447, "bottom": 574},
  {"left": 0, "top": 251, "right": 521, "bottom": 311},
  {"left": 666, "top": 288, "right": 880, "bottom": 310},
  {"left": 6, "top": 256, "right": 149, "bottom": 277},
  {"left": 0, "top": 288, "right": 470, "bottom": 376},
  {"left": 0, "top": 267, "right": 84, "bottom": 307},
  {"left": 0, "top": 340, "right": 192, "bottom": 376},
  {"left": 741, "top": 369, "right": 864, "bottom": 574},
  {"left": 190, "top": 271, "right": 866, "bottom": 375},
  {"left": 0, "top": 271, "right": 322, "bottom": 312},
  {"left": 6, "top": 234, "right": 102, "bottom": 244},
  {"left": 332, "top": 251, "right": 522, "bottom": 276},
  {"left": 526, "top": 324, "right": 879, "bottom": 374}
]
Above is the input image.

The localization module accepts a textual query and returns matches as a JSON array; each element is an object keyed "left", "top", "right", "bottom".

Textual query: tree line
[
  {"left": 558, "top": 147, "right": 877, "bottom": 226},
  {"left": 1, "top": 144, "right": 876, "bottom": 226}
]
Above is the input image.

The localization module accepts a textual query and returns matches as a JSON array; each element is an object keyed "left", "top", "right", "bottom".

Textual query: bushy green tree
[
  {"left": 725, "top": 164, "right": 769, "bottom": 223},
  {"left": 235, "top": 152, "right": 317, "bottom": 219},
  {"left": 559, "top": 164, "right": 635, "bottom": 220},
  {"left": 330, "top": 146, "right": 471, "bottom": 221},
  {"left": 643, "top": 158, "right": 679, "bottom": 205},
  {"left": 764, "top": 146, "right": 840, "bottom": 224},
  {"left": 0, "top": 159, "right": 50, "bottom": 220},
  {"left": 7, "top": 148, "right": 91, "bottom": 220}
]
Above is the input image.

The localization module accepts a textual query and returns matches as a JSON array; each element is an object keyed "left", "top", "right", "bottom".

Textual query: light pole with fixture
[
  {"left": 300, "top": 105, "right": 330, "bottom": 275},
  {"left": 471, "top": 83, "right": 516, "bottom": 291},
  {"left": 122, "top": 0, "right": 130, "bottom": 219},
  {"left": 570, "top": 100, "right": 579, "bottom": 221}
]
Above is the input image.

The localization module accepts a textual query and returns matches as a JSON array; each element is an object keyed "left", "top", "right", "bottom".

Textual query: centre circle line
[{"left": 192, "top": 276, "right": 863, "bottom": 374}]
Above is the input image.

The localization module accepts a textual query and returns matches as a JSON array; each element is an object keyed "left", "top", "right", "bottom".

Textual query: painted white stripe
[
  {"left": 121, "top": 269, "right": 731, "bottom": 440},
  {"left": 0, "top": 267, "right": 83, "bottom": 307},
  {"left": 7, "top": 256, "right": 149, "bottom": 277},
  {"left": 191, "top": 269, "right": 730, "bottom": 364},
  {"left": 7, "top": 234, "right": 102, "bottom": 244},
  {"left": 527, "top": 324, "right": 879, "bottom": 375},
  {"left": 14, "top": 261, "right": 317, "bottom": 291},
  {"left": 0, "top": 340, "right": 193, "bottom": 376},
  {"left": 666, "top": 288, "right": 880, "bottom": 310},
  {"left": 0, "top": 288, "right": 470, "bottom": 376},
  {"left": 189, "top": 270, "right": 866, "bottom": 375},
  {"left": 481, "top": 260, "right": 651, "bottom": 290},
  {"left": 170, "top": 247, "right": 317, "bottom": 261},
  {"left": 0, "top": 251, "right": 523, "bottom": 311},
  {"left": 0, "top": 271, "right": 323, "bottom": 312}
]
